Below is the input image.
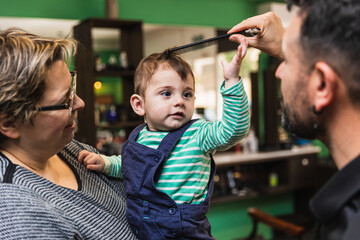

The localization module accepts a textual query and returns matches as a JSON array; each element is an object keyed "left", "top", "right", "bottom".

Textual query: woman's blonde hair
[{"left": 0, "top": 28, "right": 77, "bottom": 129}]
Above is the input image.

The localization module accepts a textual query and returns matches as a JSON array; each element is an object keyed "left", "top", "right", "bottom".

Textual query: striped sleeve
[
  {"left": 103, "top": 155, "right": 123, "bottom": 178},
  {"left": 196, "top": 78, "right": 250, "bottom": 153}
]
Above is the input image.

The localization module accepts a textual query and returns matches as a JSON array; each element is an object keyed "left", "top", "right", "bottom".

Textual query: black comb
[{"left": 169, "top": 28, "right": 260, "bottom": 53}]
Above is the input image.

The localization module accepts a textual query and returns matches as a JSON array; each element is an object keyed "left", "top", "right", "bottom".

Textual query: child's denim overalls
[{"left": 121, "top": 120, "right": 216, "bottom": 240}]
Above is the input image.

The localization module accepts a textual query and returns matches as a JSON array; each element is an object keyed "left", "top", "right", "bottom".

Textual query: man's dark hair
[{"left": 287, "top": 0, "right": 360, "bottom": 106}]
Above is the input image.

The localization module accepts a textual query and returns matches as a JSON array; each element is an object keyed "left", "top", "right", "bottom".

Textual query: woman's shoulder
[
  {"left": 59, "top": 140, "right": 100, "bottom": 176},
  {"left": 63, "top": 140, "right": 99, "bottom": 155}
]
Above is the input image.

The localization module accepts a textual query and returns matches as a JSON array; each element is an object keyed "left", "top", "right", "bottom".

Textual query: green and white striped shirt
[{"left": 104, "top": 79, "right": 250, "bottom": 204}]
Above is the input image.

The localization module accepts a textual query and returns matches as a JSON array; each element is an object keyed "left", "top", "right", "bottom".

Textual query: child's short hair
[{"left": 134, "top": 49, "right": 194, "bottom": 97}]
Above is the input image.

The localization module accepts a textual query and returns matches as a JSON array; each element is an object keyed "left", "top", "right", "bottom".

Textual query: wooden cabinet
[
  {"left": 73, "top": 18, "right": 143, "bottom": 148},
  {"left": 211, "top": 146, "right": 321, "bottom": 204}
]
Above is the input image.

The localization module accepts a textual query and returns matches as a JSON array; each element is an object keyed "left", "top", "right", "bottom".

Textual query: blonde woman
[{"left": 0, "top": 28, "right": 136, "bottom": 239}]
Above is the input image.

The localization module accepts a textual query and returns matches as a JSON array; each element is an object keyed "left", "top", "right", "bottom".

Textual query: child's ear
[
  {"left": 130, "top": 94, "right": 145, "bottom": 116},
  {"left": 0, "top": 115, "right": 20, "bottom": 139}
]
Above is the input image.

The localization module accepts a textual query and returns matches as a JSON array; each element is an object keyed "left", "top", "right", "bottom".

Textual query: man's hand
[{"left": 228, "top": 12, "right": 285, "bottom": 59}]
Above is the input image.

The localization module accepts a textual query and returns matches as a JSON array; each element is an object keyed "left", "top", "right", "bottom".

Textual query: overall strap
[
  {"left": 157, "top": 119, "right": 198, "bottom": 157},
  {"left": 127, "top": 123, "right": 147, "bottom": 141}
]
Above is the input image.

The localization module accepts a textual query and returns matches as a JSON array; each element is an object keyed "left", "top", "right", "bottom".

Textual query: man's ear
[
  {"left": 0, "top": 115, "right": 20, "bottom": 139},
  {"left": 310, "top": 61, "right": 338, "bottom": 113},
  {"left": 130, "top": 94, "right": 145, "bottom": 116}
]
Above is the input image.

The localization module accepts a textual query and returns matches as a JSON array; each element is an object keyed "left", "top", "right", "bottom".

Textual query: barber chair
[{"left": 235, "top": 207, "right": 306, "bottom": 240}]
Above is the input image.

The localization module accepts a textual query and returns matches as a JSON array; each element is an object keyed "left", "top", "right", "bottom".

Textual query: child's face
[{"left": 143, "top": 68, "right": 195, "bottom": 131}]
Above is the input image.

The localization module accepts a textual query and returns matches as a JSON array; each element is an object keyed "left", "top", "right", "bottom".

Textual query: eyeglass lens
[{"left": 68, "top": 71, "right": 77, "bottom": 116}]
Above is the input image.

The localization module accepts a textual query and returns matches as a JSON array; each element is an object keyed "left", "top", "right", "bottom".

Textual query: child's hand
[
  {"left": 78, "top": 150, "right": 105, "bottom": 172},
  {"left": 221, "top": 35, "right": 248, "bottom": 89}
]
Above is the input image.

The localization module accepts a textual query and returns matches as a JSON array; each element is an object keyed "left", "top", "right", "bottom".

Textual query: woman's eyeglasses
[{"left": 38, "top": 71, "right": 77, "bottom": 117}]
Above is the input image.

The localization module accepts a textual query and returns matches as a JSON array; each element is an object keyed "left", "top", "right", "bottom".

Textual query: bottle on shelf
[
  {"left": 99, "top": 104, "right": 107, "bottom": 124},
  {"left": 248, "top": 129, "right": 259, "bottom": 153},
  {"left": 107, "top": 53, "right": 119, "bottom": 70},
  {"left": 269, "top": 171, "right": 278, "bottom": 188},
  {"left": 120, "top": 51, "right": 128, "bottom": 69},
  {"left": 95, "top": 54, "right": 105, "bottom": 72},
  {"left": 106, "top": 104, "right": 118, "bottom": 124}
]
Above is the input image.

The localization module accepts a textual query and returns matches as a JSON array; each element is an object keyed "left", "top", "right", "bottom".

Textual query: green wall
[{"left": 0, "top": 0, "right": 282, "bottom": 28}]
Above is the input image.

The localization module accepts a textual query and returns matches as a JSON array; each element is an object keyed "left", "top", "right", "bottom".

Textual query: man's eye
[
  {"left": 183, "top": 92, "right": 193, "bottom": 98},
  {"left": 160, "top": 91, "right": 171, "bottom": 97}
]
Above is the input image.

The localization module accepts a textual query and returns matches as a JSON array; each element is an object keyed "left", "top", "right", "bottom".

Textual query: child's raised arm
[{"left": 221, "top": 36, "right": 248, "bottom": 89}]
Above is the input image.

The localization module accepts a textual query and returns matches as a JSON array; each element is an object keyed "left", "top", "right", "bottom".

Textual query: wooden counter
[
  {"left": 211, "top": 145, "right": 321, "bottom": 204},
  {"left": 214, "top": 145, "right": 321, "bottom": 167}
]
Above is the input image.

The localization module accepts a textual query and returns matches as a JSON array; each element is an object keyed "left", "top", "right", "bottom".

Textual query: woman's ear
[
  {"left": 0, "top": 115, "right": 20, "bottom": 139},
  {"left": 310, "top": 61, "right": 338, "bottom": 113},
  {"left": 130, "top": 94, "right": 145, "bottom": 116}
]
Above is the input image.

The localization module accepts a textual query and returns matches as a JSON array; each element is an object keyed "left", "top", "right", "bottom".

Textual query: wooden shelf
[
  {"left": 212, "top": 185, "right": 292, "bottom": 205},
  {"left": 214, "top": 146, "right": 320, "bottom": 167},
  {"left": 212, "top": 192, "right": 259, "bottom": 205},
  {"left": 79, "top": 18, "right": 143, "bottom": 29},
  {"left": 96, "top": 120, "right": 144, "bottom": 129},
  {"left": 210, "top": 146, "right": 320, "bottom": 205},
  {"left": 94, "top": 69, "right": 135, "bottom": 78},
  {"left": 73, "top": 18, "right": 143, "bottom": 147}
]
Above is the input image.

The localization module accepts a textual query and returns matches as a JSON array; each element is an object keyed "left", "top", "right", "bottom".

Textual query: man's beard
[{"left": 281, "top": 98, "right": 324, "bottom": 140}]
